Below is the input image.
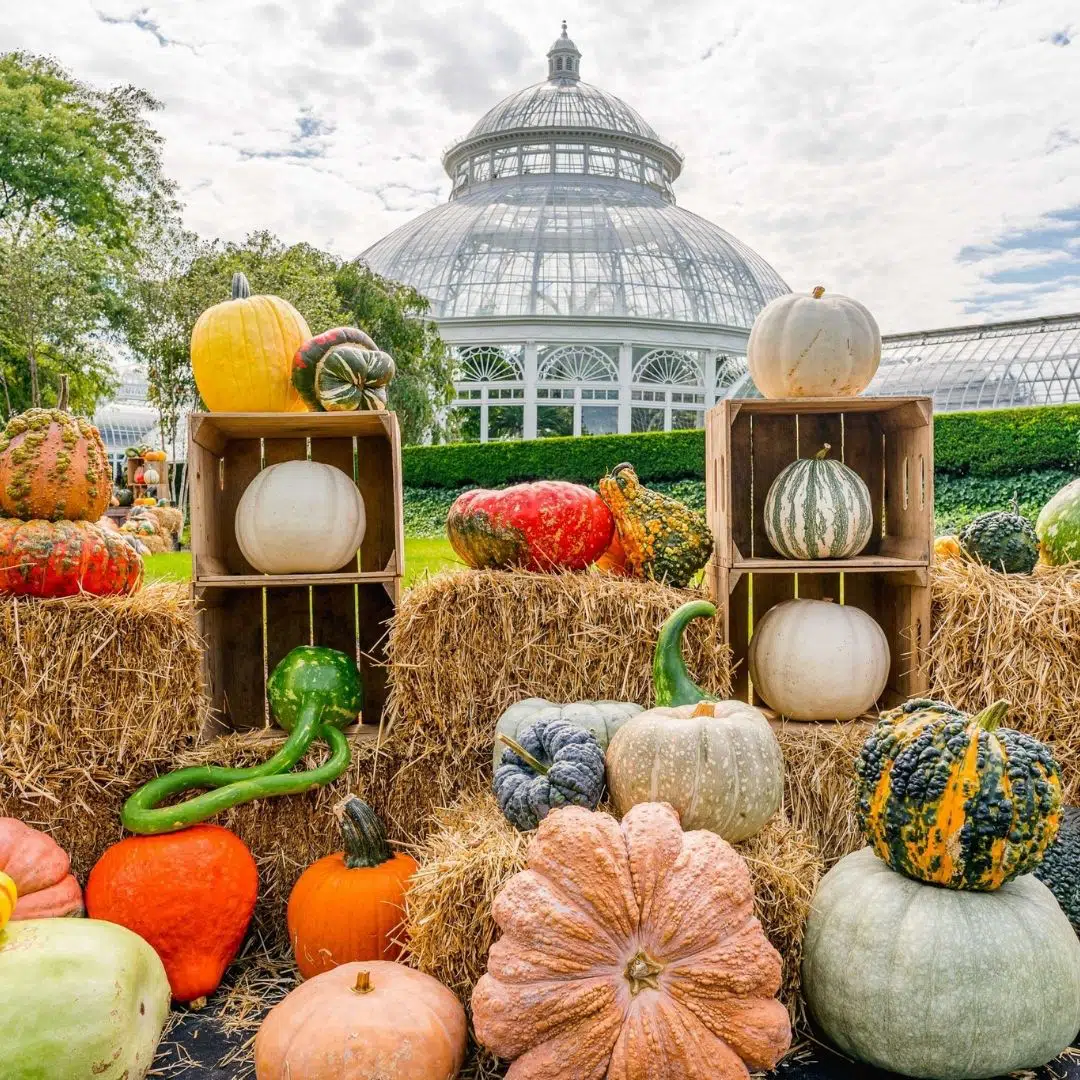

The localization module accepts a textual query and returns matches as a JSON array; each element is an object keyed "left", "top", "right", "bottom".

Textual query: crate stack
[
  {"left": 188, "top": 411, "right": 404, "bottom": 735},
  {"left": 705, "top": 396, "right": 934, "bottom": 716}
]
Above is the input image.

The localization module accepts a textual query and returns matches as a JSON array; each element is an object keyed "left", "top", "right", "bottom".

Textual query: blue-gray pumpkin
[{"left": 493, "top": 717, "right": 605, "bottom": 832}]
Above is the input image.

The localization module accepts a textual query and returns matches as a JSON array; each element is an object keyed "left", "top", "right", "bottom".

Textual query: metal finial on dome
[{"left": 548, "top": 20, "right": 581, "bottom": 81}]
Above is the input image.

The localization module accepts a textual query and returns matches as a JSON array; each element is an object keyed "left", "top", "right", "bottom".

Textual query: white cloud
[{"left": 5, "top": 0, "right": 1079, "bottom": 331}]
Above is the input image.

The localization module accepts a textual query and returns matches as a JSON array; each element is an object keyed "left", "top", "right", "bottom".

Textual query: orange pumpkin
[
  {"left": 0, "top": 817, "right": 83, "bottom": 919},
  {"left": 255, "top": 961, "right": 467, "bottom": 1080},
  {"left": 595, "top": 528, "right": 629, "bottom": 574},
  {"left": 0, "top": 379, "right": 110, "bottom": 522},
  {"left": 472, "top": 802, "right": 791, "bottom": 1079},
  {"left": 287, "top": 798, "right": 416, "bottom": 979},
  {"left": 86, "top": 824, "right": 258, "bottom": 1003}
]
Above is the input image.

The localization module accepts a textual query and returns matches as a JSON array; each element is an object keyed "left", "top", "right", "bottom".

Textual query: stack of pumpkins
[
  {"left": 0, "top": 379, "right": 142, "bottom": 598},
  {"left": 803, "top": 698, "right": 1080, "bottom": 1078}
]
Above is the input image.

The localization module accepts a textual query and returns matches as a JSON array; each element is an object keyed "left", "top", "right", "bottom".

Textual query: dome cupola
[{"left": 547, "top": 21, "right": 581, "bottom": 82}]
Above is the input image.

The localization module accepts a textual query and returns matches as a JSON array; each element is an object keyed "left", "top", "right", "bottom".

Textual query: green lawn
[{"left": 143, "top": 536, "right": 464, "bottom": 588}]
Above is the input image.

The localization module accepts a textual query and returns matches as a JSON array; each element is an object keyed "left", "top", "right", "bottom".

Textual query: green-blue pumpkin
[{"left": 1037, "top": 477, "right": 1080, "bottom": 566}]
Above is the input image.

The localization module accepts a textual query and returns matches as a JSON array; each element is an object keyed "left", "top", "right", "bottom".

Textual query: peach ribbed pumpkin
[
  {"left": 254, "top": 960, "right": 467, "bottom": 1080},
  {"left": 471, "top": 802, "right": 791, "bottom": 1080},
  {"left": 0, "top": 818, "right": 83, "bottom": 919}
]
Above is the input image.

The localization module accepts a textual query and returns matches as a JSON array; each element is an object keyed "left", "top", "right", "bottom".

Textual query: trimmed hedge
[
  {"left": 403, "top": 428, "right": 704, "bottom": 488},
  {"left": 404, "top": 404, "right": 1080, "bottom": 488}
]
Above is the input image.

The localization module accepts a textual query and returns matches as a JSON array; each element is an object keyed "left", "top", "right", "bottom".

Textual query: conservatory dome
[{"left": 361, "top": 24, "right": 790, "bottom": 442}]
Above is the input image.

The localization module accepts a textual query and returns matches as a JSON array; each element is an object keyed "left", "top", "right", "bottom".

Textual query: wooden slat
[
  {"left": 733, "top": 396, "right": 931, "bottom": 417},
  {"left": 797, "top": 572, "right": 841, "bottom": 604},
  {"left": 796, "top": 410, "right": 843, "bottom": 462},
  {"left": 386, "top": 413, "right": 405, "bottom": 577},
  {"left": 748, "top": 413, "right": 797, "bottom": 558},
  {"left": 264, "top": 586, "right": 312, "bottom": 698},
  {"left": 727, "top": 569, "right": 752, "bottom": 702},
  {"left": 883, "top": 424, "right": 931, "bottom": 562},
  {"left": 842, "top": 411, "right": 885, "bottom": 553},
  {"left": 220, "top": 439, "right": 262, "bottom": 574},
  {"left": 728, "top": 403, "right": 753, "bottom": 563},
  {"left": 355, "top": 430, "right": 396, "bottom": 576},
  {"left": 194, "top": 570, "right": 399, "bottom": 588},
  {"left": 312, "top": 583, "right": 360, "bottom": 672},
  {"left": 188, "top": 412, "right": 390, "bottom": 439},
  {"left": 356, "top": 584, "right": 396, "bottom": 727},
  {"left": 197, "top": 587, "right": 266, "bottom": 731},
  {"left": 188, "top": 430, "right": 221, "bottom": 580},
  {"left": 732, "top": 555, "right": 925, "bottom": 572},
  {"left": 747, "top": 573, "right": 796, "bottom": 708}
]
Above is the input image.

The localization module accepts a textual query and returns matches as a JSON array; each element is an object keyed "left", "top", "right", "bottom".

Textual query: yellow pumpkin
[
  {"left": 934, "top": 535, "right": 962, "bottom": 560},
  {"left": 0, "top": 870, "right": 16, "bottom": 932},
  {"left": 191, "top": 273, "right": 311, "bottom": 412}
]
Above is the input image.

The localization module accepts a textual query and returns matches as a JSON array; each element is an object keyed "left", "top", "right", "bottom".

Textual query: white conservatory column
[
  {"left": 523, "top": 341, "right": 538, "bottom": 440},
  {"left": 704, "top": 350, "right": 717, "bottom": 407},
  {"left": 618, "top": 342, "right": 632, "bottom": 433},
  {"left": 480, "top": 401, "right": 489, "bottom": 443}
]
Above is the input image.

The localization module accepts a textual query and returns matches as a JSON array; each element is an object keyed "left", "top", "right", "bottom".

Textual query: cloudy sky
[{"left": 6, "top": 0, "right": 1079, "bottom": 332}]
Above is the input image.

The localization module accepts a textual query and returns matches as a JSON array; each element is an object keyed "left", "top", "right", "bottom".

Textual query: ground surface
[{"left": 143, "top": 535, "right": 464, "bottom": 588}]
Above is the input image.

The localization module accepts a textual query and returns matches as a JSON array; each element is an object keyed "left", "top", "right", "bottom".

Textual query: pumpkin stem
[
  {"left": 57, "top": 374, "right": 69, "bottom": 412},
  {"left": 352, "top": 970, "right": 374, "bottom": 994},
  {"left": 497, "top": 732, "right": 550, "bottom": 776},
  {"left": 814, "top": 443, "right": 832, "bottom": 461},
  {"left": 972, "top": 700, "right": 1009, "bottom": 732},
  {"left": 691, "top": 701, "right": 715, "bottom": 718},
  {"left": 231, "top": 272, "right": 252, "bottom": 300},
  {"left": 624, "top": 950, "right": 664, "bottom": 995},
  {"left": 812, "top": 285, "right": 826, "bottom": 299},
  {"left": 653, "top": 600, "right": 716, "bottom": 707},
  {"left": 337, "top": 796, "right": 393, "bottom": 869}
]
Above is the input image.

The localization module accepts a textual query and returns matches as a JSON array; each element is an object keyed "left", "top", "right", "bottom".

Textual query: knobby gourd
[
  {"left": 958, "top": 499, "right": 1039, "bottom": 574},
  {"left": 292, "top": 326, "right": 396, "bottom": 412},
  {"left": 855, "top": 698, "right": 1062, "bottom": 890},
  {"left": 1035, "top": 805, "right": 1080, "bottom": 933},
  {"left": 287, "top": 798, "right": 418, "bottom": 979},
  {"left": 122, "top": 646, "right": 363, "bottom": 834},
  {"left": 472, "top": 802, "right": 791, "bottom": 1079},
  {"left": 598, "top": 462, "right": 713, "bottom": 587},
  {"left": 86, "top": 824, "right": 258, "bottom": 1003},
  {"left": 493, "top": 716, "right": 606, "bottom": 831}
]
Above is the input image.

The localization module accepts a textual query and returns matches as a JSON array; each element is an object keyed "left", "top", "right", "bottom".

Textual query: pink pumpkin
[{"left": 0, "top": 818, "right": 84, "bottom": 919}]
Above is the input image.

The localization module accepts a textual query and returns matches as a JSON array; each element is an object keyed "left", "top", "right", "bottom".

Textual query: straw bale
[
  {"left": 928, "top": 560, "right": 1080, "bottom": 798},
  {"left": 381, "top": 570, "right": 730, "bottom": 842},
  {"left": 0, "top": 584, "right": 210, "bottom": 880},
  {"left": 404, "top": 792, "right": 820, "bottom": 1028}
]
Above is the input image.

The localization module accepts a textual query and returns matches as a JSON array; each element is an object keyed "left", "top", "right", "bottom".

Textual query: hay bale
[
  {"left": 0, "top": 584, "right": 210, "bottom": 880},
  {"left": 381, "top": 570, "right": 730, "bottom": 842},
  {"left": 404, "top": 792, "right": 819, "bottom": 1026},
  {"left": 929, "top": 560, "right": 1080, "bottom": 798}
]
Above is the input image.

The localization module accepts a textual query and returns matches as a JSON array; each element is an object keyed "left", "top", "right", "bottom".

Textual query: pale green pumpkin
[
  {"left": 803, "top": 848, "right": 1080, "bottom": 1079},
  {"left": 0, "top": 917, "right": 171, "bottom": 1080}
]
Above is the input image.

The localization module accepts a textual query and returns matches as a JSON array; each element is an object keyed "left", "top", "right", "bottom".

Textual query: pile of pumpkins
[
  {"left": 191, "top": 273, "right": 396, "bottom": 416},
  {"left": 0, "top": 377, "right": 143, "bottom": 598}
]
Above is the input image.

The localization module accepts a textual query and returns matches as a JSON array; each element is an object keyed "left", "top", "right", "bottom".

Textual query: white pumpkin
[
  {"left": 748, "top": 598, "right": 888, "bottom": 720},
  {"left": 748, "top": 286, "right": 881, "bottom": 398},
  {"left": 605, "top": 699, "right": 783, "bottom": 841},
  {"left": 235, "top": 460, "right": 366, "bottom": 575},
  {"left": 142, "top": 467, "right": 161, "bottom": 486}
]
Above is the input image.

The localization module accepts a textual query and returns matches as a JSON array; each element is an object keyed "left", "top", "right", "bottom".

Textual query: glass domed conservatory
[{"left": 362, "top": 24, "right": 790, "bottom": 440}]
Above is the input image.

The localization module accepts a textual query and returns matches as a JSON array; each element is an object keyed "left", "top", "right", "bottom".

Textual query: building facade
[{"left": 361, "top": 25, "right": 790, "bottom": 442}]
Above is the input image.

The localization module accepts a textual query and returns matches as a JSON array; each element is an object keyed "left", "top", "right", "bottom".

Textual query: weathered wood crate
[
  {"left": 705, "top": 397, "right": 933, "bottom": 712},
  {"left": 188, "top": 412, "right": 403, "bottom": 732}
]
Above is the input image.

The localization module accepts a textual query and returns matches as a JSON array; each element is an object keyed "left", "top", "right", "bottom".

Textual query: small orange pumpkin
[
  {"left": 255, "top": 961, "right": 467, "bottom": 1079},
  {"left": 287, "top": 798, "right": 417, "bottom": 979},
  {"left": 0, "top": 817, "right": 84, "bottom": 919},
  {"left": 934, "top": 535, "right": 962, "bottom": 560},
  {"left": 595, "top": 528, "right": 629, "bottom": 574}
]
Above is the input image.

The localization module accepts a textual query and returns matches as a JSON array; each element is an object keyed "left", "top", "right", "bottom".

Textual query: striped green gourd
[{"left": 764, "top": 444, "right": 873, "bottom": 559}]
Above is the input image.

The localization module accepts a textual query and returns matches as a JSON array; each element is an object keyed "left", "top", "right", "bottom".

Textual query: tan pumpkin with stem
[
  {"left": 606, "top": 700, "right": 783, "bottom": 841},
  {"left": 472, "top": 802, "right": 791, "bottom": 1079},
  {"left": 0, "top": 818, "right": 83, "bottom": 919},
  {"left": 254, "top": 960, "right": 467, "bottom": 1080}
]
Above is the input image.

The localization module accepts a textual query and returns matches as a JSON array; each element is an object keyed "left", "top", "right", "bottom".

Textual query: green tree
[
  {"left": 0, "top": 52, "right": 175, "bottom": 247},
  {"left": 0, "top": 220, "right": 116, "bottom": 414}
]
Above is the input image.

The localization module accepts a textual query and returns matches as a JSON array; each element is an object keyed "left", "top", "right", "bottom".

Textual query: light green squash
[
  {"left": 1037, "top": 476, "right": 1080, "bottom": 565},
  {"left": 803, "top": 848, "right": 1080, "bottom": 1079},
  {"left": 0, "top": 917, "right": 171, "bottom": 1080}
]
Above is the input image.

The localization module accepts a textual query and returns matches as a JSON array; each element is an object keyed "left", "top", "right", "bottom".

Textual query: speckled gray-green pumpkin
[
  {"left": 958, "top": 506, "right": 1039, "bottom": 574},
  {"left": 1035, "top": 805, "right": 1080, "bottom": 933}
]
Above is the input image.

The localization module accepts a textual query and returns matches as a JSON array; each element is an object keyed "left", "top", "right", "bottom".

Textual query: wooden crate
[
  {"left": 710, "top": 562, "right": 930, "bottom": 711},
  {"left": 705, "top": 396, "right": 933, "bottom": 713},
  {"left": 188, "top": 412, "right": 403, "bottom": 733},
  {"left": 706, "top": 396, "right": 933, "bottom": 569}
]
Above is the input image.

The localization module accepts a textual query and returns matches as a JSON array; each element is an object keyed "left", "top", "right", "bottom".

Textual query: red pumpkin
[
  {"left": 447, "top": 481, "right": 614, "bottom": 572},
  {"left": 0, "top": 818, "right": 84, "bottom": 919},
  {"left": 0, "top": 386, "right": 111, "bottom": 522},
  {"left": 0, "top": 519, "right": 143, "bottom": 598},
  {"left": 287, "top": 798, "right": 417, "bottom": 979},
  {"left": 86, "top": 824, "right": 258, "bottom": 1003}
]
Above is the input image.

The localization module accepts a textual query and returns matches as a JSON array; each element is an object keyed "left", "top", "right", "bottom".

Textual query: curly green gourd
[
  {"left": 122, "top": 646, "right": 363, "bottom": 835},
  {"left": 653, "top": 599, "right": 719, "bottom": 707}
]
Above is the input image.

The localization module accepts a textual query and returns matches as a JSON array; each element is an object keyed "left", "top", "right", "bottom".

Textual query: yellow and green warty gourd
[{"left": 855, "top": 698, "right": 1062, "bottom": 890}]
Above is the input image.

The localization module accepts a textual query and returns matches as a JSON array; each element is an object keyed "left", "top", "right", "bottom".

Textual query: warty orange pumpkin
[
  {"left": 472, "top": 802, "right": 791, "bottom": 1079},
  {"left": 287, "top": 798, "right": 417, "bottom": 979},
  {"left": 86, "top": 824, "right": 258, "bottom": 1002}
]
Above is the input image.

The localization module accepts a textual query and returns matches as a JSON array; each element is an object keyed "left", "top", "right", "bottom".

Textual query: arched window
[
  {"left": 715, "top": 353, "right": 748, "bottom": 390},
  {"left": 556, "top": 57, "right": 563, "bottom": 70},
  {"left": 633, "top": 349, "right": 704, "bottom": 387},
  {"left": 456, "top": 345, "right": 524, "bottom": 383},
  {"left": 538, "top": 344, "right": 618, "bottom": 382}
]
